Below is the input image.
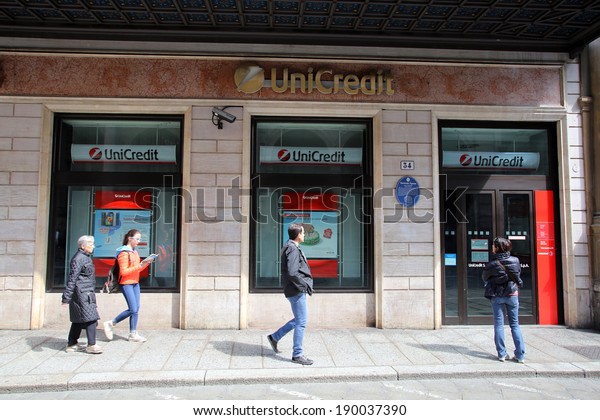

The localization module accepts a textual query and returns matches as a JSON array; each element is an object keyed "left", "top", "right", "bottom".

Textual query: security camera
[{"left": 212, "top": 107, "right": 236, "bottom": 124}]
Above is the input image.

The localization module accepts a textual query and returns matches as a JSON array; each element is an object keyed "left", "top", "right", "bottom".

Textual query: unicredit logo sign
[
  {"left": 71, "top": 145, "right": 177, "bottom": 164},
  {"left": 89, "top": 147, "right": 102, "bottom": 160},
  {"left": 94, "top": 147, "right": 159, "bottom": 161},
  {"left": 287, "top": 149, "right": 347, "bottom": 163},
  {"left": 278, "top": 149, "right": 291, "bottom": 161},
  {"left": 235, "top": 64, "right": 265, "bottom": 94},
  {"left": 459, "top": 154, "right": 472, "bottom": 166},
  {"left": 443, "top": 151, "right": 540, "bottom": 170},
  {"left": 260, "top": 146, "right": 363, "bottom": 166},
  {"left": 235, "top": 62, "right": 394, "bottom": 96}
]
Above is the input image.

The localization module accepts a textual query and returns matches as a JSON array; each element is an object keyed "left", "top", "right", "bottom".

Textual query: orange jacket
[{"left": 117, "top": 250, "right": 143, "bottom": 285}]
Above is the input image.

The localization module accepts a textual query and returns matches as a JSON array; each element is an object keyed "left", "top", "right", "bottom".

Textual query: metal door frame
[{"left": 442, "top": 175, "right": 547, "bottom": 325}]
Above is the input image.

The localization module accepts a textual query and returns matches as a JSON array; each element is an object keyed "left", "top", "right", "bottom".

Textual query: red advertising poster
[
  {"left": 282, "top": 191, "right": 339, "bottom": 211},
  {"left": 95, "top": 190, "right": 152, "bottom": 210},
  {"left": 93, "top": 190, "right": 153, "bottom": 276},
  {"left": 535, "top": 190, "right": 558, "bottom": 325},
  {"left": 282, "top": 192, "right": 339, "bottom": 278}
]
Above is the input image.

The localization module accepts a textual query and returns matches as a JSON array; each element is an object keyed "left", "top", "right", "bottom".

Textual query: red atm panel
[{"left": 535, "top": 190, "right": 558, "bottom": 325}]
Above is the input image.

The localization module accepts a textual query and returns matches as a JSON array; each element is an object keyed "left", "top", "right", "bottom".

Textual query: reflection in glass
[
  {"left": 504, "top": 194, "right": 533, "bottom": 316},
  {"left": 466, "top": 193, "right": 494, "bottom": 317}
]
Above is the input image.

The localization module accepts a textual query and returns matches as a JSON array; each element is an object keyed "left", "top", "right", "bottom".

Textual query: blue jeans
[
  {"left": 271, "top": 292, "right": 307, "bottom": 358},
  {"left": 492, "top": 296, "right": 525, "bottom": 360},
  {"left": 114, "top": 283, "right": 141, "bottom": 332}
]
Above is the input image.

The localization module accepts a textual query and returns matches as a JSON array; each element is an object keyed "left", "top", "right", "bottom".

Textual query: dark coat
[
  {"left": 281, "top": 239, "right": 314, "bottom": 298},
  {"left": 62, "top": 249, "right": 100, "bottom": 323},
  {"left": 482, "top": 251, "right": 523, "bottom": 299}
]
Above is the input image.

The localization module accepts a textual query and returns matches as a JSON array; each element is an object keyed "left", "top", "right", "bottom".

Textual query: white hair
[{"left": 77, "top": 235, "right": 94, "bottom": 249}]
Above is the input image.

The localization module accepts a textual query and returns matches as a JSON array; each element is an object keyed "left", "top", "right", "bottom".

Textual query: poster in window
[
  {"left": 282, "top": 211, "right": 338, "bottom": 259},
  {"left": 92, "top": 190, "right": 152, "bottom": 258},
  {"left": 93, "top": 210, "right": 151, "bottom": 258}
]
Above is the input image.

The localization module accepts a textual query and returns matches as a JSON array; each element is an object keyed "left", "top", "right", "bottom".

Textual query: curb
[{"left": 1, "top": 362, "right": 600, "bottom": 394}]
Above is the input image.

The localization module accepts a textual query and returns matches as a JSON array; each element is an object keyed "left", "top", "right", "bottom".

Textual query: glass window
[
  {"left": 57, "top": 118, "right": 181, "bottom": 173},
  {"left": 48, "top": 115, "right": 182, "bottom": 291},
  {"left": 255, "top": 121, "right": 365, "bottom": 175},
  {"left": 251, "top": 118, "right": 373, "bottom": 292},
  {"left": 441, "top": 123, "right": 553, "bottom": 176}
]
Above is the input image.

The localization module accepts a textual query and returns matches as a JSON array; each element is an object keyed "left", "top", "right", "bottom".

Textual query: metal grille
[{"left": 565, "top": 346, "right": 600, "bottom": 360}]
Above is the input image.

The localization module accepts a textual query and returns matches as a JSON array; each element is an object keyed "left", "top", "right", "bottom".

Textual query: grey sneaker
[
  {"left": 267, "top": 334, "right": 280, "bottom": 353},
  {"left": 85, "top": 344, "right": 103, "bottom": 354},
  {"left": 103, "top": 320, "right": 114, "bottom": 341},
  {"left": 292, "top": 355, "right": 314, "bottom": 365},
  {"left": 128, "top": 332, "right": 147, "bottom": 343},
  {"left": 512, "top": 356, "right": 525, "bottom": 364},
  {"left": 65, "top": 344, "right": 85, "bottom": 353},
  {"left": 498, "top": 355, "right": 508, "bottom": 362}
]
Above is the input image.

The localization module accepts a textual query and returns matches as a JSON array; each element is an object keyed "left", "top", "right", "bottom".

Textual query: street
[{"left": 2, "top": 377, "right": 600, "bottom": 400}]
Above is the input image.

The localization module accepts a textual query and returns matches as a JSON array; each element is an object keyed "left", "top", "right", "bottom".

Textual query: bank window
[
  {"left": 251, "top": 118, "right": 373, "bottom": 292},
  {"left": 48, "top": 115, "right": 182, "bottom": 291},
  {"left": 440, "top": 122, "right": 553, "bottom": 175}
]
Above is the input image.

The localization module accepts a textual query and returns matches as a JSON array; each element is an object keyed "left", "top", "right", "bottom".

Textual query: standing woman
[
  {"left": 62, "top": 235, "right": 102, "bottom": 354},
  {"left": 103, "top": 229, "right": 154, "bottom": 342},
  {"left": 482, "top": 237, "right": 526, "bottom": 363}
]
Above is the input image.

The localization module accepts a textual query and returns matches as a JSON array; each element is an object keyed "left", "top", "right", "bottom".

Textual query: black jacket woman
[
  {"left": 61, "top": 235, "right": 102, "bottom": 354},
  {"left": 482, "top": 237, "right": 525, "bottom": 363}
]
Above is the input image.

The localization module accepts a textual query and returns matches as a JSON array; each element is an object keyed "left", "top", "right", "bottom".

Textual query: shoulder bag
[{"left": 496, "top": 260, "right": 521, "bottom": 287}]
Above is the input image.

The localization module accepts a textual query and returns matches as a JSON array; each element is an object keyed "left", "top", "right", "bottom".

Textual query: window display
[
  {"left": 48, "top": 115, "right": 182, "bottom": 291},
  {"left": 251, "top": 119, "right": 372, "bottom": 291}
]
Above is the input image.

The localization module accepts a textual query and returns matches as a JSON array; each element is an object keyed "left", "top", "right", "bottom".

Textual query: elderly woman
[{"left": 61, "top": 235, "right": 102, "bottom": 354}]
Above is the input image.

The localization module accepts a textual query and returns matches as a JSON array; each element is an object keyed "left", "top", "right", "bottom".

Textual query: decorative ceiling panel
[{"left": 0, "top": 0, "right": 599, "bottom": 54}]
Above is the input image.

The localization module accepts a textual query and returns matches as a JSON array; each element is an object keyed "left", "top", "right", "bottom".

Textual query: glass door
[
  {"left": 465, "top": 192, "right": 495, "bottom": 322},
  {"left": 443, "top": 190, "right": 536, "bottom": 324},
  {"left": 500, "top": 192, "right": 536, "bottom": 323}
]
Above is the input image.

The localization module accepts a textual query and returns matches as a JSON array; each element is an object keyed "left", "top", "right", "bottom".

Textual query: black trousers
[{"left": 67, "top": 320, "right": 98, "bottom": 346}]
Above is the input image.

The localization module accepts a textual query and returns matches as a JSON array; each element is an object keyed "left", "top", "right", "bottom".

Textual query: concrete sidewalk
[{"left": 0, "top": 326, "right": 599, "bottom": 394}]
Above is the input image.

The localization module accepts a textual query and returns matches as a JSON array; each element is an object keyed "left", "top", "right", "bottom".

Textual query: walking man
[{"left": 267, "top": 223, "right": 314, "bottom": 365}]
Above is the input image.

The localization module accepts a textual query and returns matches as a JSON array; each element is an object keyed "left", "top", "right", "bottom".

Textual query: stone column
[{"left": 587, "top": 38, "right": 600, "bottom": 330}]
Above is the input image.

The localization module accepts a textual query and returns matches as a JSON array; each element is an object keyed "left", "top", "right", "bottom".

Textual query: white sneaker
[
  {"left": 103, "top": 320, "right": 114, "bottom": 341},
  {"left": 65, "top": 344, "right": 85, "bottom": 353},
  {"left": 128, "top": 332, "right": 147, "bottom": 343},
  {"left": 85, "top": 344, "right": 103, "bottom": 354}
]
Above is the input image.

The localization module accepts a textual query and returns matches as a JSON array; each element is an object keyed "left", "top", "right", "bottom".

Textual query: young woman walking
[{"left": 103, "top": 229, "right": 154, "bottom": 342}]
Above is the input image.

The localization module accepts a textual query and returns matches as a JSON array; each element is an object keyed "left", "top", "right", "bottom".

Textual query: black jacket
[
  {"left": 281, "top": 239, "right": 314, "bottom": 298},
  {"left": 62, "top": 249, "right": 100, "bottom": 323},
  {"left": 482, "top": 251, "right": 523, "bottom": 299}
]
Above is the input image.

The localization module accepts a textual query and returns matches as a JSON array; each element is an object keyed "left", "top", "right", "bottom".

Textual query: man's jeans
[
  {"left": 492, "top": 296, "right": 525, "bottom": 360},
  {"left": 271, "top": 292, "right": 307, "bottom": 358}
]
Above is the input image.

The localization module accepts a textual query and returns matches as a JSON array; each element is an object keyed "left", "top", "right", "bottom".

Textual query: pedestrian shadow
[
  {"left": 411, "top": 343, "right": 492, "bottom": 361},
  {"left": 210, "top": 340, "right": 284, "bottom": 360},
  {"left": 25, "top": 336, "right": 65, "bottom": 352}
]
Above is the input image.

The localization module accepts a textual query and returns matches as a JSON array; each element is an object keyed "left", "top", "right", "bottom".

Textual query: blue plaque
[{"left": 395, "top": 176, "right": 420, "bottom": 208}]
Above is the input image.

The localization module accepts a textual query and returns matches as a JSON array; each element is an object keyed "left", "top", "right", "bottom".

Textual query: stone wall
[
  {"left": 0, "top": 103, "right": 42, "bottom": 329},
  {"left": 381, "top": 110, "right": 435, "bottom": 329},
  {"left": 183, "top": 106, "right": 243, "bottom": 329}
]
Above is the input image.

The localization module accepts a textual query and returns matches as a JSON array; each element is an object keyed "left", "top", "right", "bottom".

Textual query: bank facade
[{"left": 0, "top": 49, "right": 596, "bottom": 330}]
